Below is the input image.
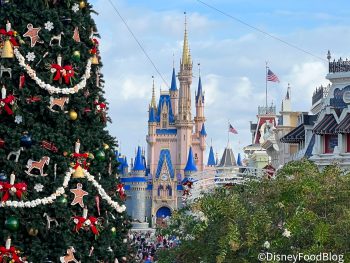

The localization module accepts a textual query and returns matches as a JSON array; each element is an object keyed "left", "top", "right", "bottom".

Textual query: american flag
[
  {"left": 229, "top": 123, "right": 238, "bottom": 134},
  {"left": 267, "top": 69, "right": 280, "bottom": 82}
]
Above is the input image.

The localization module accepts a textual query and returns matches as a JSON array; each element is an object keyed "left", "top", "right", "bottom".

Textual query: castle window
[
  {"left": 167, "top": 185, "right": 172, "bottom": 196},
  {"left": 324, "top": 134, "right": 338, "bottom": 154},
  {"left": 158, "top": 185, "right": 164, "bottom": 196},
  {"left": 195, "top": 153, "right": 198, "bottom": 160},
  {"left": 162, "top": 113, "right": 167, "bottom": 128}
]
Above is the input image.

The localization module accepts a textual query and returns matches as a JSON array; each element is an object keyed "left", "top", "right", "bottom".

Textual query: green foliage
[
  {"left": 0, "top": 0, "right": 133, "bottom": 262},
  {"left": 158, "top": 159, "right": 350, "bottom": 262}
]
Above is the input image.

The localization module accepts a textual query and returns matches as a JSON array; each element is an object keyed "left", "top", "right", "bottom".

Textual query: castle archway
[{"left": 156, "top": 206, "right": 172, "bottom": 227}]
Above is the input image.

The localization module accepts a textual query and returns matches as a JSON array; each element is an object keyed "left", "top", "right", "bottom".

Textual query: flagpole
[
  {"left": 227, "top": 120, "right": 230, "bottom": 147},
  {"left": 265, "top": 61, "right": 268, "bottom": 114}
]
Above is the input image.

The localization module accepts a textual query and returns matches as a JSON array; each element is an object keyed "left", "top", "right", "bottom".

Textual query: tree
[
  {"left": 158, "top": 159, "right": 350, "bottom": 263},
  {"left": 0, "top": 0, "right": 132, "bottom": 262}
]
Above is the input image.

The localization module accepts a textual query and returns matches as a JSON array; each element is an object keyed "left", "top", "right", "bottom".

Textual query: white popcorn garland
[
  {"left": 0, "top": 168, "right": 126, "bottom": 213},
  {"left": 14, "top": 48, "right": 92, "bottom": 95},
  {"left": 84, "top": 169, "right": 126, "bottom": 213}
]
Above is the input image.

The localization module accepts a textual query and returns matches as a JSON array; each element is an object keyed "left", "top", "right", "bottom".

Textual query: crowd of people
[{"left": 129, "top": 231, "right": 179, "bottom": 262}]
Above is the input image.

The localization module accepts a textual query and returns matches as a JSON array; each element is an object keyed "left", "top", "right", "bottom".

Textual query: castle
[{"left": 118, "top": 19, "right": 222, "bottom": 228}]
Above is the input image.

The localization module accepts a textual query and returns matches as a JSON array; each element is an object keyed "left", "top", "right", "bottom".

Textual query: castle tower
[
  {"left": 147, "top": 79, "right": 157, "bottom": 176},
  {"left": 176, "top": 15, "right": 194, "bottom": 174},
  {"left": 195, "top": 76, "right": 205, "bottom": 135},
  {"left": 130, "top": 146, "right": 147, "bottom": 223},
  {"left": 170, "top": 67, "right": 178, "bottom": 116}
]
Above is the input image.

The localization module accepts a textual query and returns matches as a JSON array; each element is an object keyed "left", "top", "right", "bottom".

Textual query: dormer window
[{"left": 162, "top": 113, "right": 167, "bottom": 128}]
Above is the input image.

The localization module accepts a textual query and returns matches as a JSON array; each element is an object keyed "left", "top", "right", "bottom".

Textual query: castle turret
[
  {"left": 130, "top": 146, "right": 147, "bottom": 223},
  {"left": 147, "top": 79, "right": 157, "bottom": 178},
  {"left": 184, "top": 147, "right": 197, "bottom": 177},
  {"left": 195, "top": 76, "right": 205, "bottom": 135},
  {"left": 170, "top": 67, "right": 178, "bottom": 117},
  {"left": 207, "top": 146, "right": 216, "bottom": 167}
]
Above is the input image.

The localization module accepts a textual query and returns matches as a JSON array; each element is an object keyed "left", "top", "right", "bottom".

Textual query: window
[
  {"left": 158, "top": 185, "right": 163, "bottom": 196},
  {"left": 324, "top": 134, "right": 338, "bottom": 153},
  {"left": 162, "top": 113, "right": 167, "bottom": 128},
  {"left": 167, "top": 185, "right": 172, "bottom": 196},
  {"left": 347, "top": 134, "right": 350, "bottom": 152},
  {"left": 195, "top": 153, "right": 198, "bottom": 160}
]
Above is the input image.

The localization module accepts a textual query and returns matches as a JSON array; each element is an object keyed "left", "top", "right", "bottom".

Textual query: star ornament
[
  {"left": 70, "top": 183, "right": 88, "bottom": 208},
  {"left": 23, "top": 23, "right": 43, "bottom": 47}
]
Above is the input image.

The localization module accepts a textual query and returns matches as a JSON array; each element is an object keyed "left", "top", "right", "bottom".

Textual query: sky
[{"left": 89, "top": 0, "right": 350, "bottom": 161}]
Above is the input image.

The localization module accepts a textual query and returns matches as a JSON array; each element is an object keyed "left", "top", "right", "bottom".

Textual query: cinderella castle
[{"left": 118, "top": 18, "right": 237, "bottom": 228}]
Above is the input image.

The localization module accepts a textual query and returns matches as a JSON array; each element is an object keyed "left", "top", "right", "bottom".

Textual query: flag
[
  {"left": 267, "top": 69, "right": 280, "bottom": 82},
  {"left": 229, "top": 123, "right": 238, "bottom": 134}
]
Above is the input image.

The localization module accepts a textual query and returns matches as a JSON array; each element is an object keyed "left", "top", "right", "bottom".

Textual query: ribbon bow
[
  {"left": 116, "top": 183, "right": 126, "bottom": 201},
  {"left": 51, "top": 64, "right": 75, "bottom": 85},
  {"left": 0, "top": 182, "right": 27, "bottom": 202},
  {"left": 0, "top": 95, "right": 15, "bottom": 115},
  {"left": 94, "top": 101, "right": 106, "bottom": 112},
  {"left": 73, "top": 216, "right": 99, "bottom": 235},
  {"left": 71, "top": 152, "right": 90, "bottom": 169},
  {"left": 0, "top": 29, "right": 19, "bottom": 47},
  {"left": 0, "top": 246, "right": 22, "bottom": 262}
]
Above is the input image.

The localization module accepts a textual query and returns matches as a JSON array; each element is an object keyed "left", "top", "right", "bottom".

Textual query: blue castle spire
[
  {"left": 148, "top": 107, "right": 156, "bottom": 122},
  {"left": 200, "top": 123, "right": 207, "bottom": 136},
  {"left": 184, "top": 147, "right": 197, "bottom": 172},
  {"left": 237, "top": 153, "right": 242, "bottom": 166},
  {"left": 133, "top": 146, "right": 145, "bottom": 171},
  {"left": 170, "top": 67, "right": 177, "bottom": 91},
  {"left": 207, "top": 146, "right": 216, "bottom": 166},
  {"left": 195, "top": 76, "right": 204, "bottom": 103}
]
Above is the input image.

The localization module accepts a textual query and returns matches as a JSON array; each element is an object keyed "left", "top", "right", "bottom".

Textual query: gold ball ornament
[
  {"left": 79, "top": 0, "right": 86, "bottom": 8},
  {"left": 28, "top": 227, "right": 39, "bottom": 236},
  {"left": 69, "top": 110, "right": 78, "bottom": 121},
  {"left": 103, "top": 143, "right": 110, "bottom": 150}
]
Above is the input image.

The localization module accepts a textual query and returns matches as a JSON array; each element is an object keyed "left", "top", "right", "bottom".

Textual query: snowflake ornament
[
  {"left": 72, "top": 3, "right": 79, "bottom": 12},
  {"left": 34, "top": 183, "right": 44, "bottom": 192},
  {"left": 44, "top": 21, "right": 54, "bottom": 31},
  {"left": 15, "top": 115, "right": 23, "bottom": 124},
  {"left": 26, "top": 52, "right": 36, "bottom": 62},
  {"left": 263, "top": 241, "right": 270, "bottom": 249},
  {"left": 282, "top": 228, "right": 291, "bottom": 238}
]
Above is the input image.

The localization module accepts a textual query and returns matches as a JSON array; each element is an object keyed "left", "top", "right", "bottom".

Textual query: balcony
[{"left": 258, "top": 105, "right": 276, "bottom": 115}]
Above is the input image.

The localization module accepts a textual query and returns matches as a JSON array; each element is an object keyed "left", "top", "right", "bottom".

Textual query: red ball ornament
[{"left": 0, "top": 138, "right": 4, "bottom": 148}]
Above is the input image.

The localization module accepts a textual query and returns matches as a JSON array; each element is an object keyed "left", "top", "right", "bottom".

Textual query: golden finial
[
  {"left": 151, "top": 76, "right": 157, "bottom": 108},
  {"left": 182, "top": 12, "right": 191, "bottom": 66}
]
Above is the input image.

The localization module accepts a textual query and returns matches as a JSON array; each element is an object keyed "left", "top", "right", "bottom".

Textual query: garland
[
  {"left": 0, "top": 169, "right": 126, "bottom": 213},
  {"left": 14, "top": 49, "right": 92, "bottom": 95}
]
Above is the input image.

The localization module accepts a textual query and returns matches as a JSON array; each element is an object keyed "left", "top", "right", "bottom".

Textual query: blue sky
[{"left": 89, "top": 0, "right": 350, "bottom": 161}]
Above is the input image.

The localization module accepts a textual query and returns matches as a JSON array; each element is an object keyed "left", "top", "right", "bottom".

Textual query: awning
[
  {"left": 280, "top": 124, "right": 305, "bottom": 143},
  {"left": 312, "top": 114, "right": 338, "bottom": 135},
  {"left": 335, "top": 114, "right": 350, "bottom": 133}
]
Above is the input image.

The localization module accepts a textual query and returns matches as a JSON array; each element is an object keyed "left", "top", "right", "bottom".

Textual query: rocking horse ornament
[
  {"left": 25, "top": 156, "right": 50, "bottom": 177},
  {"left": 48, "top": 96, "right": 69, "bottom": 112}
]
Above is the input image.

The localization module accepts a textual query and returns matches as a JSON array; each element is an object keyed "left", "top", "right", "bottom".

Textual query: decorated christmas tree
[{"left": 0, "top": 0, "right": 131, "bottom": 262}]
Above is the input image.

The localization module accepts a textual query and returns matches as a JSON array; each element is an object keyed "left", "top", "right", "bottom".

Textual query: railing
[
  {"left": 258, "top": 106, "right": 276, "bottom": 115},
  {"left": 184, "top": 166, "right": 275, "bottom": 201},
  {"left": 312, "top": 85, "right": 330, "bottom": 105},
  {"left": 329, "top": 58, "right": 350, "bottom": 73}
]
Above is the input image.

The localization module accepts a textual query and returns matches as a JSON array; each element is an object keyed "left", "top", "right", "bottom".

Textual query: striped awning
[
  {"left": 280, "top": 124, "right": 305, "bottom": 143},
  {"left": 335, "top": 114, "right": 350, "bottom": 133},
  {"left": 312, "top": 114, "right": 338, "bottom": 135}
]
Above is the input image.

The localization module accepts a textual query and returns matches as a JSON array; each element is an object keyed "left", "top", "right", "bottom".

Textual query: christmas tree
[{"left": 0, "top": 0, "right": 131, "bottom": 262}]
